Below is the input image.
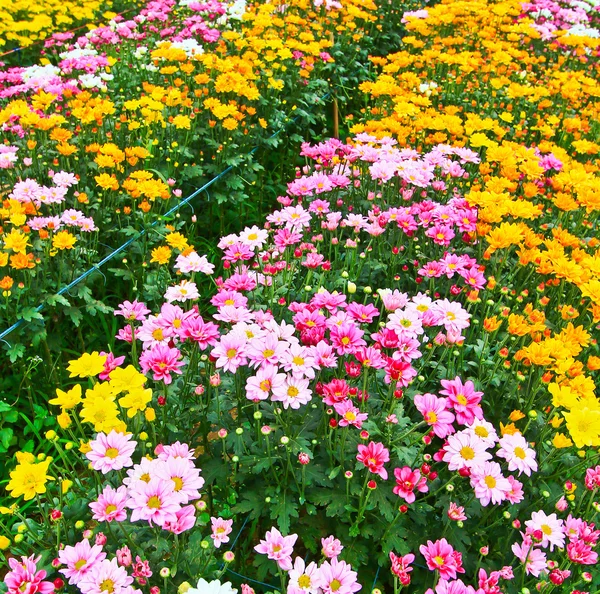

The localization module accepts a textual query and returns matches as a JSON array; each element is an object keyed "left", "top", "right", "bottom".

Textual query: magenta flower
[
  {"left": 321, "top": 536, "right": 344, "bottom": 559},
  {"left": 5, "top": 555, "right": 55, "bottom": 594},
  {"left": 89, "top": 485, "right": 128, "bottom": 522},
  {"left": 139, "top": 343, "right": 185, "bottom": 384},
  {"left": 447, "top": 502, "right": 467, "bottom": 522},
  {"left": 414, "top": 393, "right": 455, "bottom": 438},
  {"left": 393, "top": 467, "right": 428, "bottom": 503},
  {"left": 163, "top": 505, "right": 196, "bottom": 535},
  {"left": 439, "top": 377, "right": 483, "bottom": 425},
  {"left": 127, "top": 479, "right": 183, "bottom": 527},
  {"left": 567, "top": 540, "right": 598, "bottom": 565},
  {"left": 330, "top": 323, "right": 366, "bottom": 355},
  {"left": 114, "top": 300, "right": 150, "bottom": 322},
  {"left": 419, "top": 538, "right": 463, "bottom": 581},
  {"left": 86, "top": 431, "right": 137, "bottom": 474},
  {"left": 254, "top": 527, "right": 297, "bottom": 571},
  {"left": 584, "top": 465, "right": 600, "bottom": 490},
  {"left": 356, "top": 442, "right": 390, "bottom": 480},
  {"left": 389, "top": 551, "right": 414, "bottom": 582}
]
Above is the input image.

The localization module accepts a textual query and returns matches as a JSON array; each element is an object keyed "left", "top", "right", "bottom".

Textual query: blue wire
[{"left": 0, "top": 91, "right": 332, "bottom": 345}]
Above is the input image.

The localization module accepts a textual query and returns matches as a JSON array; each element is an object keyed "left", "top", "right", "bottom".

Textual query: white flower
[{"left": 187, "top": 579, "right": 237, "bottom": 594}]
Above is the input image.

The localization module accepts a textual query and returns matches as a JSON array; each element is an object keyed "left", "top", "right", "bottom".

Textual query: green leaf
[
  {"left": 270, "top": 493, "right": 299, "bottom": 534},
  {"left": 18, "top": 307, "right": 43, "bottom": 322},
  {"left": 7, "top": 343, "right": 25, "bottom": 362}
]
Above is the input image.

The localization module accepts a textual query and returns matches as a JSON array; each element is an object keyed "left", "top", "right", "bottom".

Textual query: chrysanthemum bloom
[
  {"left": 254, "top": 527, "right": 297, "bottom": 570},
  {"left": 58, "top": 540, "right": 106, "bottom": 585},
  {"left": 465, "top": 418, "right": 498, "bottom": 448},
  {"left": 330, "top": 323, "right": 366, "bottom": 355},
  {"left": 505, "top": 476, "right": 524, "bottom": 504},
  {"left": 5, "top": 555, "right": 55, "bottom": 594},
  {"left": 186, "top": 579, "right": 237, "bottom": 594},
  {"left": 127, "top": 478, "right": 183, "bottom": 527},
  {"left": 246, "top": 365, "right": 286, "bottom": 401},
  {"left": 211, "top": 517, "right": 233, "bottom": 548},
  {"left": 139, "top": 343, "right": 185, "bottom": 385},
  {"left": 211, "top": 333, "right": 248, "bottom": 373},
  {"left": 447, "top": 502, "right": 467, "bottom": 521},
  {"left": 154, "top": 457, "right": 204, "bottom": 503},
  {"left": 321, "top": 536, "right": 344, "bottom": 559},
  {"left": 414, "top": 393, "right": 455, "bottom": 438},
  {"left": 77, "top": 558, "right": 133, "bottom": 594},
  {"left": 6, "top": 458, "right": 52, "bottom": 501},
  {"left": 114, "top": 300, "right": 150, "bottom": 321},
  {"left": 393, "top": 467, "right": 428, "bottom": 503},
  {"left": 442, "top": 430, "right": 491, "bottom": 471},
  {"left": 567, "top": 541, "right": 598, "bottom": 565},
  {"left": 334, "top": 400, "right": 368, "bottom": 428},
  {"left": 356, "top": 442, "right": 390, "bottom": 479},
  {"left": 164, "top": 280, "right": 200, "bottom": 303},
  {"left": 470, "top": 462, "right": 511, "bottom": 506},
  {"left": 511, "top": 541, "right": 547, "bottom": 577},
  {"left": 288, "top": 557, "right": 322, "bottom": 594},
  {"left": 89, "top": 485, "right": 128, "bottom": 522},
  {"left": 163, "top": 505, "right": 196, "bottom": 535},
  {"left": 525, "top": 511, "right": 565, "bottom": 551},
  {"left": 439, "top": 377, "right": 483, "bottom": 425},
  {"left": 271, "top": 375, "right": 312, "bottom": 409},
  {"left": 584, "top": 465, "right": 600, "bottom": 490},
  {"left": 389, "top": 552, "right": 414, "bottom": 583},
  {"left": 419, "top": 538, "right": 463, "bottom": 581},
  {"left": 318, "top": 557, "right": 362, "bottom": 594},
  {"left": 86, "top": 431, "right": 137, "bottom": 474},
  {"left": 496, "top": 433, "right": 538, "bottom": 477}
]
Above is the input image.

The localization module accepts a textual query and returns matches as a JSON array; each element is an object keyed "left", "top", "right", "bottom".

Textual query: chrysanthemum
[
  {"left": 127, "top": 478, "right": 183, "bottom": 527},
  {"left": 470, "top": 461, "right": 511, "bottom": 506},
  {"left": 86, "top": 431, "right": 137, "bottom": 474},
  {"left": 154, "top": 457, "right": 204, "bottom": 503},
  {"left": 58, "top": 540, "right": 106, "bottom": 585},
  {"left": 77, "top": 558, "right": 133, "bottom": 594},
  {"left": 318, "top": 557, "right": 362, "bottom": 594},
  {"left": 442, "top": 430, "right": 492, "bottom": 471},
  {"left": 525, "top": 511, "right": 565, "bottom": 551},
  {"left": 414, "top": 393, "right": 455, "bottom": 438},
  {"left": 496, "top": 433, "right": 538, "bottom": 477},
  {"left": 89, "top": 485, "right": 128, "bottom": 522}
]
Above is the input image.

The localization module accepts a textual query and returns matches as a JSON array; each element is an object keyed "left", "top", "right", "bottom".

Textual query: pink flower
[
  {"left": 131, "top": 557, "right": 152, "bottom": 579},
  {"left": 57, "top": 541, "right": 106, "bottom": 585},
  {"left": 439, "top": 377, "right": 482, "bottom": 425},
  {"left": 414, "top": 393, "right": 455, "bottom": 438},
  {"left": 356, "top": 442, "right": 390, "bottom": 479},
  {"left": 114, "top": 300, "right": 150, "bottom": 322},
  {"left": 86, "top": 431, "right": 137, "bottom": 474},
  {"left": 505, "top": 475, "right": 524, "bottom": 504},
  {"left": 447, "top": 502, "right": 467, "bottom": 522},
  {"left": 155, "top": 457, "right": 204, "bottom": 503},
  {"left": 89, "top": 485, "right": 128, "bottom": 522},
  {"left": 511, "top": 541, "right": 547, "bottom": 577},
  {"left": 442, "top": 430, "right": 491, "bottom": 471},
  {"left": 163, "top": 505, "right": 196, "bottom": 535},
  {"left": 5, "top": 555, "right": 55, "bottom": 594},
  {"left": 419, "top": 538, "right": 463, "bottom": 581},
  {"left": 389, "top": 552, "right": 414, "bottom": 583},
  {"left": 254, "top": 527, "right": 297, "bottom": 571},
  {"left": 321, "top": 536, "right": 344, "bottom": 559},
  {"left": 288, "top": 557, "right": 322, "bottom": 594},
  {"left": 116, "top": 547, "right": 132, "bottom": 567},
  {"left": 334, "top": 400, "right": 368, "bottom": 428},
  {"left": 393, "top": 467, "right": 428, "bottom": 503},
  {"left": 318, "top": 557, "right": 362, "bottom": 594},
  {"left": 211, "top": 333, "right": 248, "bottom": 373},
  {"left": 470, "top": 461, "right": 511, "bottom": 506},
  {"left": 496, "top": 433, "right": 538, "bottom": 477},
  {"left": 78, "top": 559, "right": 133, "bottom": 594},
  {"left": 271, "top": 375, "right": 312, "bottom": 409},
  {"left": 210, "top": 517, "right": 233, "bottom": 549},
  {"left": 525, "top": 511, "right": 565, "bottom": 551},
  {"left": 139, "top": 343, "right": 185, "bottom": 384},
  {"left": 127, "top": 479, "right": 183, "bottom": 527},
  {"left": 567, "top": 541, "right": 598, "bottom": 565},
  {"left": 330, "top": 323, "right": 366, "bottom": 355},
  {"left": 584, "top": 465, "right": 600, "bottom": 490}
]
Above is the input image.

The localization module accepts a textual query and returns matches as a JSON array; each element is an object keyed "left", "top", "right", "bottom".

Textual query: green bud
[{"left": 235, "top": 427, "right": 243, "bottom": 435}]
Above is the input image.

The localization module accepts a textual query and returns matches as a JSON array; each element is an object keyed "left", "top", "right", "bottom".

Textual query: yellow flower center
[
  {"left": 173, "top": 319, "right": 182, "bottom": 329},
  {"left": 225, "top": 299, "right": 235, "bottom": 306},
  {"left": 226, "top": 348, "right": 237, "bottom": 359},
  {"left": 105, "top": 504, "right": 117, "bottom": 514},
  {"left": 345, "top": 412, "right": 357, "bottom": 421},
  {"left": 330, "top": 579, "right": 342, "bottom": 592},
  {"left": 292, "top": 356, "right": 305, "bottom": 365},
  {"left": 514, "top": 447, "right": 527, "bottom": 460},
  {"left": 100, "top": 579, "right": 115, "bottom": 593},
  {"left": 456, "top": 394, "right": 467, "bottom": 405},
  {"left": 287, "top": 386, "right": 299, "bottom": 397},
  {"left": 74, "top": 559, "right": 87, "bottom": 570},
  {"left": 425, "top": 411, "right": 437, "bottom": 424},
  {"left": 260, "top": 380, "right": 272, "bottom": 392},
  {"left": 147, "top": 496, "right": 162, "bottom": 509},
  {"left": 474, "top": 426, "right": 489, "bottom": 438},
  {"left": 484, "top": 475, "right": 497, "bottom": 489},
  {"left": 446, "top": 312, "right": 456, "bottom": 321},
  {"left": 298, "top": 575, "right": 311, "bottom": 589},
  {"left": 140, "top": 473, "right": 151, "bottom": 483},
  {"left": 541, "top": 524, "right": 552, "bottom": 536},
  {"left": 152, "top": 328, "right": 164, "bottom": 341},
  {"left": 263, "top": 349, "right": 275, "bottom": 358},
  {"left": 248, "top": 233, "right": 258, "bottom": 241},
  {"left": 105, "top": 447, "right": 120, "bottom": 459},
  {"left": 341, "top": 337, "right": 350, "bottom": 345},
  {"left": 172, "top": 477, "right": 184, "bottom": 491},
  {"left": 433, "top": 556, "right": 445, "bottom": 566},
  {"left": 460, "top": 446, "right": 475, "bottom": 460}
]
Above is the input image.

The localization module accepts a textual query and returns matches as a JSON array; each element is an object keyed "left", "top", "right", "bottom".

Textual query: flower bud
[{"left": 160, "top": 568, "right": 171, "bottom": 578}]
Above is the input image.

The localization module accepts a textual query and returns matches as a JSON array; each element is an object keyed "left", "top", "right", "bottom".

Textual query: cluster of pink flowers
[
  {"left": 4, "top": 555, "right": 55, "bottom": 594},
  {"left": 85, "top": 437, "right": 202, "bottom": 534},
  {"left": 512, "top": 509, "right": 599, "bottom": 578},
  {"left": 520, "top": 0, "right": 600, "bottom": 40},
  {"left": 255, "top": 529, "right": 361, "bottom": 594}
]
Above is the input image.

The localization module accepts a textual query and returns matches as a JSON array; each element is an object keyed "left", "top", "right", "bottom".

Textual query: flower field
[{"left": 1, "top": 1, "right": 599, "bottom": 594}]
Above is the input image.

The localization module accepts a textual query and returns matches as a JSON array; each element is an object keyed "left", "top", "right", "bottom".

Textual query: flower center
[
  {"left": 173, "top": 319, "right": 182, "bottom": 329},
  {"left": 474, "top": 426, "right": 489, "bottom": 438},
  {"left": 330, "top": 579, "right": 342, "bottom": 592},
  {"left": 105, "top": 447, "right": 120, "bottom": 459},
  {"left": 263, "top": 349, "right": 275, "bottom": 358},
  {"left": 446, "top": 312, "right": 456, "bottom": 321},
  {"left": 341, "top": 337, "right": 350, "bottom": 345},
  {"left": 140, "top": 473, "right": 151, "bottom": 483},
  {"left": 172, "top": 477, "right": 184, "bottom": 491},
  {"left": 292, "top": 356, "right": 305, "bottom": 365},
  {"left": 484, "top": 475, "right": 497, "bottom": 489},
  {"left": 74, "top": 559, "right": 87, "bottom": 570},
  {"left": 345, "top": 411, "right": 357, "bottom": 421},
  {"left": 260, "top": 380, "right": 272, "bottom": 392},
  {"left": 226, "top": 348, "right": 237, "bottom": 359},
  {"left": 456, "top": 394, "right": 467, "bottom": 405},
  {"left": 298, "top": 575, "right": 311, "bottom": 589},
  {"left": 152, "top": 328, "right": 164, "bottom": 341},
  {"left": 147, "top": 496, "right": 162, "bottom": 509},
  {"left": 433, "top": 555, "right": 445, "bottom": 566},
  {"left": 541, "top": 524, "right": 552, "bottom": 536},
  {"left": 287, "top": 386, "right": 299, "bottom": 397},
  {"left": 460, "top": 446, "right": 475, "bottom": 460},
  {"left": 425, "top": 411, "right": 438, "bottom": 424},
  {"left": 514, "top": 446, "right": 527, "bottom": 460},
  {"left": 99, "top": 579, "right": 115, "bottom": 593},
  {"left": 105, "top": 504, "right": 117, "bottom": 514}
]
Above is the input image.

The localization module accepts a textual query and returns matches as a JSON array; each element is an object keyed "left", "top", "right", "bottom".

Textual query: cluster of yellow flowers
[{"left": 353, "top": 0, "right": 600, "bottom": 449}]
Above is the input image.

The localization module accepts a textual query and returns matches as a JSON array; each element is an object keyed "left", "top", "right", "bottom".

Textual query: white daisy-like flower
[{"left": 187, "top": 579, "right": 238, "bottom": 594}]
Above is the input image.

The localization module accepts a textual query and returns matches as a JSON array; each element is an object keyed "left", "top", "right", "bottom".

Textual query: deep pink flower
[
  {"left": 567, "top": 541, "right": 598, "bottom": 565},
  {"left": 356, "top": 442, "right": 390, "bottom": 479},
  {"left": 584, "top": 465, "right": 600, "bottom": 490},
  {"left": 419, "top": 538, "right": 463, "bottom": 581},
  {"left": 439, "top": 377, "right": 483, "bottom": 425},
  {"left": 163, "top": 505, "right": 196, "bottom": 535},
  {"left": 393, "top": 467, "right": 428, "bottom": 503},
  {"left": 139, "top": 343, "right": 185, "bottom": 384},
  {"left": 414, "top": 393, "right": 455, "bottom": 438},
  {"left": 5, "top": 555, "right": 55, "bottom": 594}
]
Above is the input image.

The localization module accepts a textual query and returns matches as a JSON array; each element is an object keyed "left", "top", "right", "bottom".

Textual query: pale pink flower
[
  {"left": 525, "top": 511, "right": 565, "bottom": 551},
  {"left": 288, "top": 557, "right": 322, "bottom": 594},
  {"left": 443, "top": 430, "right": 491, "bottom": 471},
  {"left": 497, "top": 433, "right": 538, "bottom": 477},
  {"left": 154, "top": 457, "right": 204, "bottom": 503},
  {"left": 89, "top": 485, "right": 128, "bottom": 522},
  {"left": 271, "top": 375, "right": 312, "bottom": 409},
  {"left": 447, "top": 502, "right": 467, "bottom": 521},
  {"left": 78, "top": 559, "right": 133, "bottom": 594},
  {"left": 86, "top": 431, "right": 137, "bottom": 474},
  {"left": 470, "top": 461, "right": 511, "bottom": 507},
  {"left": 254, "top": 527, "right": 297, "bottom": 570},
  {"left": 163, "top": 505, "right": 196, "bottom": 535},
  {"left": 511, "top": 541, "right": 547, "bottom": 577},
  {"left": 210, "top": 517, "right": 233, "bottom": 548},
  {"left": 414, "top": 393, "right": 455, "bottom": 438},
  {"left": 212, "top": 333, "right": 248, "bottom": 373},
  {"left": 321, "top": 536, "right": 344, "bottom": 559},
  {"left": 58, "top": 540, "right": 106, "bottom": 585},
  {"left": 318, "top": 557, "right": 362, "bottom": 594},
  {"left": 164, "top": 280, "right": 199, "bottom": 303},
  {"left": 246, "top": 365, "right": 286, "bottom": 401},
  {"left": 505, "top": 475, "right": 524, "bottom": 504},
  {"left": 127, "top": 479, "right": 183, "bottom": 527}
]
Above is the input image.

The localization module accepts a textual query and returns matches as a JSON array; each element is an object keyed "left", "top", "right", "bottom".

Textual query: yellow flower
[
  {"left": 548, "top": 383, "right": 579, "bottom": 410},
  {"left": 150, "top": 246, "right": 172, "bottom": 264},
  {"left": 553, "top": 433, "right": 573, "bottom": 449},
  {"left": 52, "top": 231, "right": 77, "bottom": 251},
  {"left": 61, "top": 479, "right": 73, "bottom": 494},
  {"left": 172, "top": 115, "right": 191, "bottom": 129},
  {"left": 6, "top": 459, "right": 52, "bottom": 501},
  {"left": 145, "top": 407, "right": 156, "bottom": 422},
  {"left": 165, "top": 232, "right": 189, "bottom": 251},
  {"left": 109, "top": 365, "right": 146, "bottom": 393},
  {"left": 67, "top": 352, "right": 107, "bottom": 378},
  {"left": 0, "top": 535, "right": 10, "bottom": 550},
  {"left": 49, "top": 385, "right": 82, "bottom": 410},
  {"left": 119, "top": 387, "right": 153, "bottom": 418},
  {"left": 57, "top": 412, "right": 72, "bottom": 429},
  {"left": 79, "top": 441, "right": 92, "bottom": 454},
  {"left": 563, "top": 407, "right": 600, "bottom": 448},
  {"left": 500, "top": 422, "right": 519, "bottom": 436},
  {"left": 79, "top": 397, "right": 122, "bottom": 432},
  {"left": 3, "top": 229, "right": 30, "bottom": 254}
]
